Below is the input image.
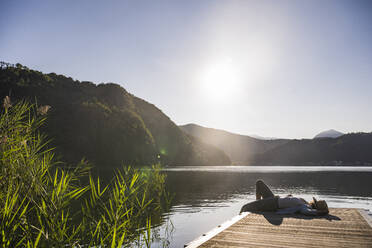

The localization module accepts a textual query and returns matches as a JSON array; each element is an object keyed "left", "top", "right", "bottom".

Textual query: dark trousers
[{"left": 240, "top": 180, "right": 279, "bottom": 213}]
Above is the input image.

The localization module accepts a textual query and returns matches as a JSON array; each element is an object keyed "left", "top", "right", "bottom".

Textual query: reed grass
[{"left": 0, "top": 98, "right": 170, "bottom": 247}]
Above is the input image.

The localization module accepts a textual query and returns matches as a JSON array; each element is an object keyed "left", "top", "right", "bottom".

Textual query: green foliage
[
  {"left": 80, "top": 165, "right": 170, "bottom": 247},
  {"left": 0, "top": 99, "right": 170, "bottom": 247}
]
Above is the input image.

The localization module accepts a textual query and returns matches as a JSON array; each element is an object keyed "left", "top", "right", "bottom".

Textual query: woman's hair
[
  {"left": 311, "top": 197, "right": 329, "bottom": 214},
  {"left": 315, "top": 200, "right": 329, "bottom": 214}
]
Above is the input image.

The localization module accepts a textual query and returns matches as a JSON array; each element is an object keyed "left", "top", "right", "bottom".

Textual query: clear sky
[{"left": 1, "top": 0, "right": 372, "bottom": 139}]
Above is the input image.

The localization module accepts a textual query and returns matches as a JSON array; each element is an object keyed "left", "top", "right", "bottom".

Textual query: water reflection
[
  {"left": 166, "top": 168, "right": 372, "bottom": 209},
  {"left": 157, "top": 166, "right": 372, "bottom": 247}
]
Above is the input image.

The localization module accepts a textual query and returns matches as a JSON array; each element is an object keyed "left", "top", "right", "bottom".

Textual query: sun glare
[{"left": 200, "top": 59, "right": 240, "bottom": 101}]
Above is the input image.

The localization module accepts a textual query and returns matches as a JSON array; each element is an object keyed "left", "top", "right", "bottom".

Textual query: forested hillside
[
  {"left": 0, "top": 62, "right": 230, "bottom": 167},
  {"left": 181, "top": 123, "right": 372, "bottom": 166},
  {"left": 254, "top": 133, "right": 372, "bottom": 165},
  {"left": 180, "top": 123, "right": 289, "bottom": 164}
]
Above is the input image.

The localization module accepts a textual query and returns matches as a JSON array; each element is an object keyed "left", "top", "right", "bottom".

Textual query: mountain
[
  {"left": 0, "top": 62, "right": 230, "bottom": 167},
  {"left": 180, "top": 123, "right": 372, "bottom": 166},
  {"left": 254, "top": 133, "right": 372, "bottom": 165},
  {"left": 179, "top": 124, "right": 289, "bottom": 164},
  {"left": 314, "top": 129, "right": 344, "bottom": 139}
]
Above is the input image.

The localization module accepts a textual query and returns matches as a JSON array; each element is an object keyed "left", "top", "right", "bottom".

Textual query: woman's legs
[
  {"left": 256, "top": 180, "right": 275, "bottom": 200},
  {"left": 240, "top": 197, "right": 278, "bottom": 213},
  {"left": 240, "top": 180, "right": 278, "bottom": 213}
]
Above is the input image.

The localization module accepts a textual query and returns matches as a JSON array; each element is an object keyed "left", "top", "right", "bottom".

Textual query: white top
[{"left": 278, "top": 196, "right": 308, "bottom": 209}]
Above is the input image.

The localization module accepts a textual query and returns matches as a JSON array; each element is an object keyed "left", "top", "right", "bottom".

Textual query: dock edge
[
  {"left": 184, "top": 212, "right": 249, "bottom": 248},
  {"left": 358, "top": 208, "right": 372, "bottom": 228}
]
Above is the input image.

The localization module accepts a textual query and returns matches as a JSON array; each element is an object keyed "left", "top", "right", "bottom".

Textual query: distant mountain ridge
[
  {"left": 0, "top": 62, "right": 230, "bottom": 167},
  {"left": 179, "top": 124, "right": 289, "bottom": 164},
  {"left": 180, "top": 123, "right": 372, "bottom": 166},
  {"left": 254, "top": 132, "right": 372, "bottom": 165},
  {"left": 314, "top": 129, "right": 344, "bottom": 139}
]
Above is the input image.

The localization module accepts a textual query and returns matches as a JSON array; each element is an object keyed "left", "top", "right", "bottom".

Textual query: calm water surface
[{"left": 154, "top": 166, "right": 372, "bottom": 248}]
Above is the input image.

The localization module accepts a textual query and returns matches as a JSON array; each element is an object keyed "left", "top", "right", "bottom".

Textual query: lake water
[{"left": 154, "top": 166, "right": 372, "bottom": 248}]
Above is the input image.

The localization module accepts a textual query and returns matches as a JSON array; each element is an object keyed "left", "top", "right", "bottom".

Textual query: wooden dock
[{"left": 185, "top": 208, "right": 372, "bottom": 247}]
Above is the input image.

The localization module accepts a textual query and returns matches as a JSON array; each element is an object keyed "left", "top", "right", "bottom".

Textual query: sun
[{"left": 200, "top": 58, "right": 240, "bottom": 101}]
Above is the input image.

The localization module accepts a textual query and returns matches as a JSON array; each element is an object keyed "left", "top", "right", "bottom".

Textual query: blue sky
[{"left": 1, "top": 0, "right": 372, "bottom": 138}]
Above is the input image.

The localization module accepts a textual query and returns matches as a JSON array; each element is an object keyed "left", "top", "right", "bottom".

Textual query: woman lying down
[{"left": 240, "top": 180, "right": 329, "bottom": 215}]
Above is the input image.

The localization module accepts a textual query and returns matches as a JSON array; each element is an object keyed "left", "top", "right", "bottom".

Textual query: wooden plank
[
  {"left": 185, "top": 208, "right": 372, "bottom": 248},
  {"left": 184, "top": 212, "right": 249, "bottom": 248}
]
